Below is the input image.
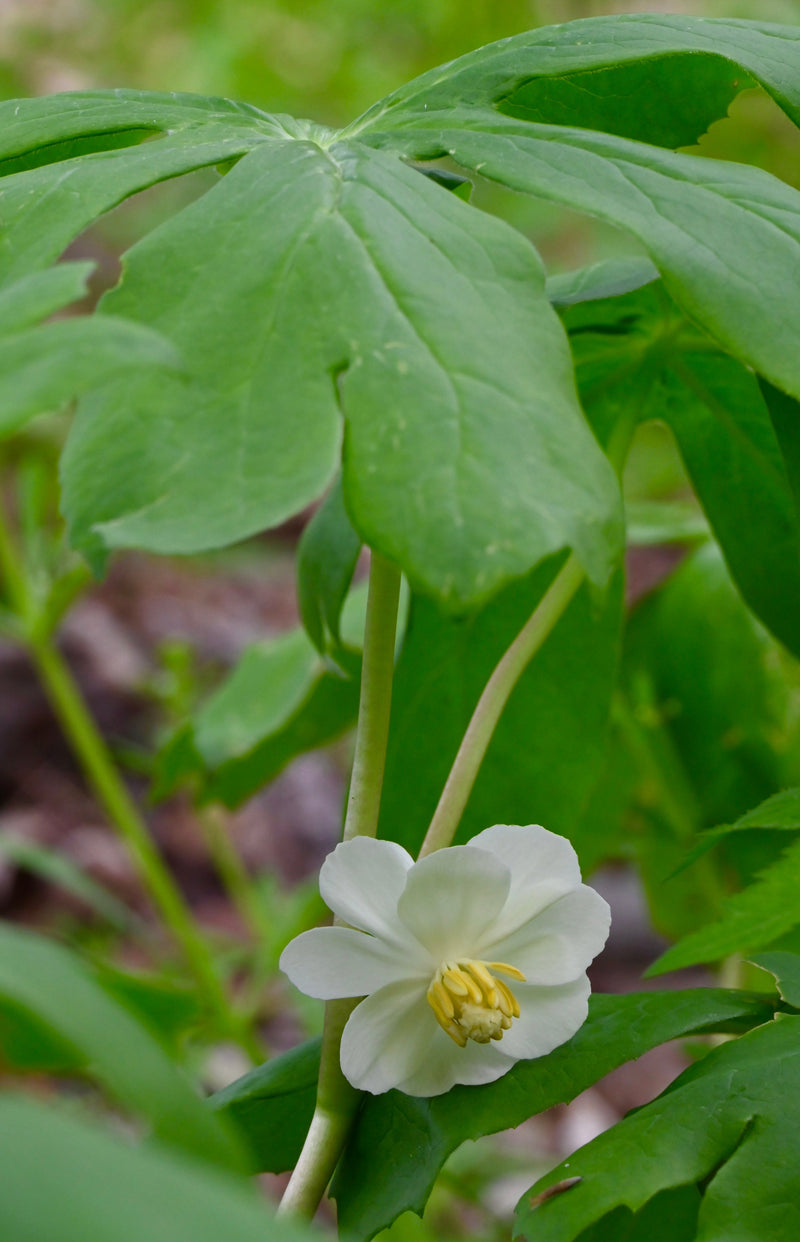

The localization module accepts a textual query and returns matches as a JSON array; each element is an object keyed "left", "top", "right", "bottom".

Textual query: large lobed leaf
[
  {"left": 61, "top": 136, "right": 619, "bottom": 605},
  {"left": 9, "top": 16, "right": 800, "bottom": 606},
  {"left": 209, "top": 990, "right": 772, "bottom": 1237},
  {"left": 516, "top": 1012, "right": 800, "bottom": 1242}
]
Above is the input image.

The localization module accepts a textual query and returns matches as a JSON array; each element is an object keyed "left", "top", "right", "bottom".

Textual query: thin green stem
[
  {"left": 419, "top": 555, "right": 584, "bottom": 858},
  {"left": 280, "top": 550, "right": 401, "bottom": 1220},
  {"left": 199, "top": 802, "right": 275, "bottom": 948},
  {"left": 30, "top": 640, "right": 253, "bottom": 1044},
  {"left": 0, "top": 491, "right": 31, "bottom": 620},
  {"left": 342, "top": 551, "right": 402, "bottom": 841},
  {"left": 0, "top": 494, "right": 249, "bottom": 1050}
]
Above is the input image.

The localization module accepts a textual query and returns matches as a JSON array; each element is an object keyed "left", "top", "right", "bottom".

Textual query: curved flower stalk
[{"left": 280, "top": 824, "right": 610, "bottom": 1097}]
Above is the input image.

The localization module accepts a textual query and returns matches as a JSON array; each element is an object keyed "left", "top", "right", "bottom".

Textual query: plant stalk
[
  {"left": 418, "top": 554, "right": 584, "bottom": 857},
  {"left": 277, "top": 997, "right": 360, "bottom": 1220},
  {"left": 279, "top": 550, "right": 401, "bottom": 1219},
  {"left": 342, "top": 550, "right": 402, "bottom": 842}
]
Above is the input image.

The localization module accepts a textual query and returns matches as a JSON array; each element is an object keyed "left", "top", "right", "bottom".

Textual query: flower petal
[
  {"left": 469, "top": 824, "right": 583, "bottom": 945},
  {"left": 397, "top": 845, "right": 510, "bottom": 960},
  {"left": 397, "top": 1030, "right": 514, "bottom": 1097},
  {"left": 339, "top": 977, "right": 514, "bottom": 1097},
  {"left": 495, "top": 975, "right": 591, "bottom": 1061},
  {"left": 279, "top": 926, "right": 414, "bottom": 999},
  {"left": 489, "top": 886, "right": 611, "bottom": 984},
  {"left": 339, "top": 978, "right": 437, "bottom": 1094},
  {"left": 319, "top": 837, "right": 415, "bottom": 942}
]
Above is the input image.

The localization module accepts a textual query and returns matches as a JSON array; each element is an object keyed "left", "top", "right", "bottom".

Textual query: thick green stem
[
  {"left": 342, "top": 551, "right": 402, "bottom": 842},
  {"left": 277, "top": 997, "right": 360, "bottom": 1219},
  {"left": 419, "top": 555, "right": 584, "bottom": 858},
  {"left": 280, "top": 551, "right": 401, "bottom": 1220},
  {"left": 0, "top": 495, "right": 248, "bottom": 1049}
]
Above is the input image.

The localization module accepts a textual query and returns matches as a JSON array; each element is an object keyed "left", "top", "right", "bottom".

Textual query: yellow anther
[
  {"left": 495, "top": 978, "right": 521, "bottom": 1019},
  {"left": 430, "top": 979, "right": 455, "bottom": 1022},
  {"left": 487, "top": 961, "right": 526, "bottom": 982},
  {"left": 444, "top": 1022, "right": 468, "bottom": 1048},
  {"left": 441, "top": 969, "right": 470, "bottom": 997},
  {"left": 443, "top": 967, "right": 482, "bottom": 1005},
  {"left": 426, "top": 958, "right": 525, "bottom": 1048},
  {"left": 465, "top": 960, "right": 498, "bottom": 1006}
]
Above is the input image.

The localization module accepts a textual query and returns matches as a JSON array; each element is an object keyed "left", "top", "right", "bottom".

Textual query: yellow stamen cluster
[{"left": 426, "top": 959, "right": 525, "bottom": 1047}]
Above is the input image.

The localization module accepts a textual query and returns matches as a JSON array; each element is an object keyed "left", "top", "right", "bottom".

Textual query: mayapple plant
[{"left": 4, "top": 10, "right": 800, "bottom": 1242}]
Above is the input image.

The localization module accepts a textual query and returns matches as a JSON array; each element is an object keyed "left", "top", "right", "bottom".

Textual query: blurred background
[{"left": 3, "top": 2, "right": 800, "bottom": 1237}]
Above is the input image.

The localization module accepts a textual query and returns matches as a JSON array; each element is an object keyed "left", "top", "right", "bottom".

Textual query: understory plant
[{"left": 3, "top": 11, "right": 800, "bottom": 1242}]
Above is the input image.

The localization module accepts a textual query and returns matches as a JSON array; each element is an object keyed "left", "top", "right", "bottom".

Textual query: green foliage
[
  {"left": 0, "top": 924, "right": 245, "bottom": 1172},
  {"left": 751, "top": 950, "right": 800, "bottom": 1007},
  {"left": 5, "top": 11, "right": 800, "bottom": 1241},
  {"left": 564, "top": 281, "right": 800, "bottom": 657},
  {"left": 210, "top": 991, "right": 775, "bottom": 1237},
  {"left": 297, "top": 476, "right": 362, "bottom": 672},
  {"left": 516, "top": 1011, "right": 800, "bottom": 1242},
  {"left": 647, "top": 784, "right": 800, "bottom": 975},
  {"left": 330, "top": 989, "right": 774, "bottom": 1241},
  {"left": 61, "top": 133, "right": 618, "bottom": 603},
  {"left": 0, "top": 833, "right": 136, "bottom": 932},
  {"left": 212, "top": 1037, "right": 321, "bottom": 1173},
  {"left": 0, "top": 1094, "right": 319, "bottom": 1242},
  {"left": 378, "top": 561, "right": 623, "bottom": 856},
  {"left": 625, "top": 545, "right": 790, "bottom": 833},
  {"left": 0, "top": 262, "right": 182, "bottom": 441},
  {"left": 351, "top": 15, "right": 800, "bottom": 134},
  {"left": 153, "top": 588, "right": 369, "bottom": 805}
]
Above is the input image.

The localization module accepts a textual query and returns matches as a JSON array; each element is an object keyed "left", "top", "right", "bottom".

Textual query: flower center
[{"left": 426, "top": 959, "right": 526, "bottom": 1047}]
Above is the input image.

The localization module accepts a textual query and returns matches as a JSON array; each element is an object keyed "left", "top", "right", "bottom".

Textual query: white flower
[{"left": 279, "top": 824, "right": 610, "bottom": 1097}]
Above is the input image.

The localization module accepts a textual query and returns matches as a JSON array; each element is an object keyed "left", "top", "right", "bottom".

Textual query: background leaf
[
  {"left": 154, "top": 598, "right": 365, "bottom": 807},
  {"left": 0, "top": 1094, "right": 318, "bottom": 1242},
  {"left": 563, "top": 280, "right": 800, "bottom": 656},
  {"left": 0, "top": 833, "right": 136, "bottom": 931},
  {"left": 0, "top": 923, "right": 245, "bottom": 1171},
  {"left": 211, "top": 1037, "right": 321, "bottom": 1173},
  {"left": 296, "top": 475, "right": 362, "bottom": 671},
  {"left": 646, "top": 836, "right": 800, "bottom": 976}
]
